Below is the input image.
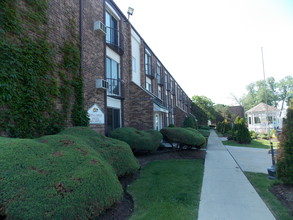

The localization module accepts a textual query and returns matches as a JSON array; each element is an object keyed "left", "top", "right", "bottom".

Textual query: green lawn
[
  {"left": 245, "top": 172, "right": 292, "bottom": 220},
  {"left": 222, "top": 139, "right": 277, "bottom": 149},
  {"left": 128, "top": 159, "right": 204, "bottom": 220}
]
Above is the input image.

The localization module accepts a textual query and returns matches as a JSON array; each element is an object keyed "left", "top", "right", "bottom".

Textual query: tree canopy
[{"left": 237, "top": 75, "right": 293, "bottom": 112}]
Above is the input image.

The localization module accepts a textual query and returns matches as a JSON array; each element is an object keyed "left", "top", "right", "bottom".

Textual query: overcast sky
[{"left": 114, "top": 0, "right": 293, "bottom": 105}]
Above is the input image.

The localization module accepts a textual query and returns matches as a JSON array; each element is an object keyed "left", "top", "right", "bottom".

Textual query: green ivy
[
  {"left": 0, "top": 38, "right": 62, "bottom": 137},
  {"left": 0, "top": 0, "right": 89, "bottom": 138},
  {"left": 61, "top": 41, "right": 89, "bottom": 127},
  {"left": 0, "top": 0, "right": 21, "bottom": 34}
]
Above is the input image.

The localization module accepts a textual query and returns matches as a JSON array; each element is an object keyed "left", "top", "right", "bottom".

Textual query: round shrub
[
  {"left": 160, "top": 127, "right": 205, "bottom": 149},
  {"left": 198, "top": 129, "right": 210, "bottom": 138},
  {"left": 109, "top": 127, "right": 162, "bottom": 152},
  {"left": 0, "top": 134, "right": 124, "bottom": 219},
  {"left": 60, "top": 127, "right": 139, "bottom": 176}
]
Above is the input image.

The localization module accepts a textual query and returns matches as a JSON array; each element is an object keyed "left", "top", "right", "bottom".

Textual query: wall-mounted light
[{"left": 127, "top": 7, "right": 134, "bottom": 20}]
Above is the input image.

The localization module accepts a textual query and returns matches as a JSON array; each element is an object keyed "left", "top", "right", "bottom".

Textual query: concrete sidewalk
[
  {"left": 225, "top": 145, "right": 273, "bottom": 174},
  {"left": 198, "top": 130, "right": 275, "bottom": 220}
]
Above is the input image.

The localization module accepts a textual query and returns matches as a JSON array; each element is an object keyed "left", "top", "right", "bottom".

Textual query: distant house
[
  {"left": 245, "top": 103, "right": 286, "bottom": 133},
  {"left": 228, "top": 106, "right": 244, "bottom": 121}
]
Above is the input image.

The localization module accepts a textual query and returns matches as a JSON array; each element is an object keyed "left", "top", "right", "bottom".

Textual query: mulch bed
[
  {"left": 97, "top": 148, "right": 206, "bottom": 220},
  {"left": 270, "top": 184, "right": 293, "bottom": 216}
]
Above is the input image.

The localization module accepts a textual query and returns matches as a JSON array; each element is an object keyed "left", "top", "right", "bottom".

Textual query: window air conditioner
[
  {"left": 94, "top": 21, "right": 106, "bottom": 35},
  {"left": 96, "top": 79, "right": 108, "bottom": 90}
]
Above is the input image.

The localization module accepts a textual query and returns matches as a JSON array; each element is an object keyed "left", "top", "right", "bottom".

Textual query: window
[
  {"left": 145, "top": 50, "right": 151, "bottom": 75},
  {"left": 166, "top": 114, "right": 169, "bottom": 127},
  {"left": 171, "top": 114, "right": 175, "bottom": 124},
  {"left": 254, "top": 117, "right": 261, "bottom": 124},
  {"left": 158, "top": 86, "right": 162, "bottom": 99},
  {"left": 249, "top": 117, "right": 252, "bottom": 124},
  {"left": 165, "top": 91, "right": 169, "bottom": 107},
  {"left": 107, "top": 108, "right": 120, "bottom": 134},
  {"left": 106, "top": 57, "right": 120, "bottom": 96},
  {"left": 132, "top": 56, "right": 136, "bottom": 73},
  {"left": 268, "top": 116, "right": 273, "bottom": 123},
  {"left": 146, "top": 77, "right": 152, "bottom": 92},
  {"left": 156, "top": 63, "right": 161, "bottom": 82},
  {"left": 170, "top": 78, "right": 173, "bottom": 92},
  {"left": 106, "top": 11, "right": 119, "bottom": 46},
  {"left": 164, "top": 73, "right": 168, "bottom": 88}
]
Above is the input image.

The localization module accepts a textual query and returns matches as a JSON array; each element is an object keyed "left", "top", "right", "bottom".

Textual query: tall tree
[
  {"left": 277, "top": 76, "right": 293, "bottom": 115},
  {"left": 192, "top": 95, "right": 217, "bottom": 122},
  {"left": 238, "top": 76, "right": 291, "bottom": 112},
  {"left": 190, "top": 102, "right": 208, "bottom": 125}
]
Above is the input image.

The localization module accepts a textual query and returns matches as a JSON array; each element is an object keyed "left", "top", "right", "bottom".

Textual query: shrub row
[
  {"left": 109, "top": 127, "right": 162, "bottom": 152},
  {"left": 160, "top": 127, "right": 206, "bottom": 149},
  {"left": 0, "top": 127, "right": 139, "bottom": 219}
]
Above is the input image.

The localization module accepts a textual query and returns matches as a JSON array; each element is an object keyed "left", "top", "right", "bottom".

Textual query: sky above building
[{"left": 114, "top": 0, "right": 293, "bottom": 105}]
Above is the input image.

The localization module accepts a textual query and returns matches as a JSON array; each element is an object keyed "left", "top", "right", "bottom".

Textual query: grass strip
[
  {"left": 245, "top": 172, "right": 292, "bottom": 220},
  {"left": 128, "top": 159, "right": 204, "bottom": 220},
  {"left": 223, "top": 139, "right": 274, "bottom": 149}
]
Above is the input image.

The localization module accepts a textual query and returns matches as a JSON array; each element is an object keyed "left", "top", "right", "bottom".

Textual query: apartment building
[{"left": 48, "top": 0, "right": 192, "bottom": 135}]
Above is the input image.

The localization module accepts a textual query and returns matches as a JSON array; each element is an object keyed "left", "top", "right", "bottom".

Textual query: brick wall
[
  {"left": 175, "top": 106, "right": 188, "bottom": 127},
  {"left": 128, "top": 82, "right": 154, "bottom": 130},
  {"left": 82, "top": 0, "right": 106, "bottom": 133}
]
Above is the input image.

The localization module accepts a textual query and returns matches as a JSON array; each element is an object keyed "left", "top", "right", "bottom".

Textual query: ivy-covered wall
[{"left": 0, "top": 0, "right": 88, "bottom": 138}]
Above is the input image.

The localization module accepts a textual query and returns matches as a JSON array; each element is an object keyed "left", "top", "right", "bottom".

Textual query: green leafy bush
[
  {"left": 198, "top": 125, "right": 210, "bottom": 130},
  {"left": 216, "top": 121, "right": 232, "bottom": 135},
  {"left": 250, "top": 130, "right": 258, "bottom": 139},
  {"left": 232, "top": 117, "right": 251, "bottom": 144},
  {"left": 198, "top": 129, "right": 210, "bottom": 138},
  {"left": 59, "top": 127, "right": 139, "bottom": 176},
  {"left": 160, "top": 127, "right": 205, "bottom": 149},
  {"left": 109, "top": 127, "right": 162, "bottom": 152},
  {"left": 183, "top": 115, "right": 198, "bottom": 129},
  {"left": 277, "top": 108, "right": 293, "bottom": 184},
  {"left": 0, "top": 127, "right": 140, "bottom": 219}
]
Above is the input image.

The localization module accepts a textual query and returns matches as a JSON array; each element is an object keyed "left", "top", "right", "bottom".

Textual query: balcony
[
  {"left": 106, "top": 78, "right": 125, "bottom": 99},
  {"left": 157, "top": 76, "right": 165, "bottom": 86},
  {"left": 145, "top": 64, "right": 155, "bottom": 79},
  {"left": 106, "top": 27, "right": 124, "bottom": 55},
  {"left": 166, "top": 84, "right": 171, "bottom": 91}
]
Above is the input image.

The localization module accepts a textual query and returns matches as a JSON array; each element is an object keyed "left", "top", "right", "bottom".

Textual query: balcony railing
[
  {"left": 106, "top": 27, "right": 124, "bottom": 55},
  {"left": 171, "top": 87, "right": 175, "bottom": 95},
  {"left": 145, "top": 64, "right": 155, "bottom": 79},
  {"left": 106, "top": 78, "right": 125, "bottom": 99},
  {"left": 157, "top": 76, "right": 165, "bottom": 86}
]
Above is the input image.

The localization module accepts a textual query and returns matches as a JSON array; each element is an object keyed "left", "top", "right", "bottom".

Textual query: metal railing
[
  {"left": 106, "top": 78, "right": 125, "bottom": 99},
  {"left": 106, "top": 27, "right": 124, "bottom": 55},
  {"left": 145, "top": 64, "right": 155, "bottom": 78}
]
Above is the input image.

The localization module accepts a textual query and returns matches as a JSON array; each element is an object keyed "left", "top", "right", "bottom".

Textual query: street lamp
[{"left": 127, "top": 7, "right": 134, "bottom": 20}]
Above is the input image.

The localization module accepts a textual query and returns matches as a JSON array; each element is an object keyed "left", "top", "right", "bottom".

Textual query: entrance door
[
  {"left": 107, "top": 108, "right": 120, "bottom": 134},
  {"left": 154, "top": 113, "right": 163, "bottom": 131}
]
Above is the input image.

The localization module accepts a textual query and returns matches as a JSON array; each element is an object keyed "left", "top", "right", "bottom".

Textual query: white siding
[{"left": 131, "top": 29, "right": 141, "bottom": 85}]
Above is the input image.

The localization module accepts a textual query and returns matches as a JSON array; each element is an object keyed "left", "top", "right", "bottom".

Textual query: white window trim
[{"left": 106, "top": 2, "right": 121, "bottom": 21}]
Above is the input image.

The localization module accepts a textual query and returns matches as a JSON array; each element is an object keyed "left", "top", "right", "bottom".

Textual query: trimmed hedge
[
  {"left": 109, "top": 127, "right": 162, "bottom": 152},
  {"left": 198, "top": 129, "right": 210, "bottom": 138},
  {"left": 0, "top": 127, "right": 139, "bottom": 219},
  {"left": 160, "top": 127, "right": 206, "bottom": 149},
  {"left": 59, "top": 127, "right": 139, "bottom": 176}
]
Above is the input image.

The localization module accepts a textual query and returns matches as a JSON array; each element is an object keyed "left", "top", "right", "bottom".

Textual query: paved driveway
[{"left": 225, "top": 145, "right": 273, "bottom": 174}]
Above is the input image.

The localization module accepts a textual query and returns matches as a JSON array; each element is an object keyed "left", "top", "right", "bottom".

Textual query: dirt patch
[
  {"left": 270, "top": 183, "right": 293, "bottom": 216},
  {"left": 98, "top": 148, "right": 206, "bottom": 220}
]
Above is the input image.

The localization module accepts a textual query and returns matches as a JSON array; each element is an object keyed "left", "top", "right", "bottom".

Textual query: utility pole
[{"left": 261, "top": 47, "right": 276, "bottom": 179}]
